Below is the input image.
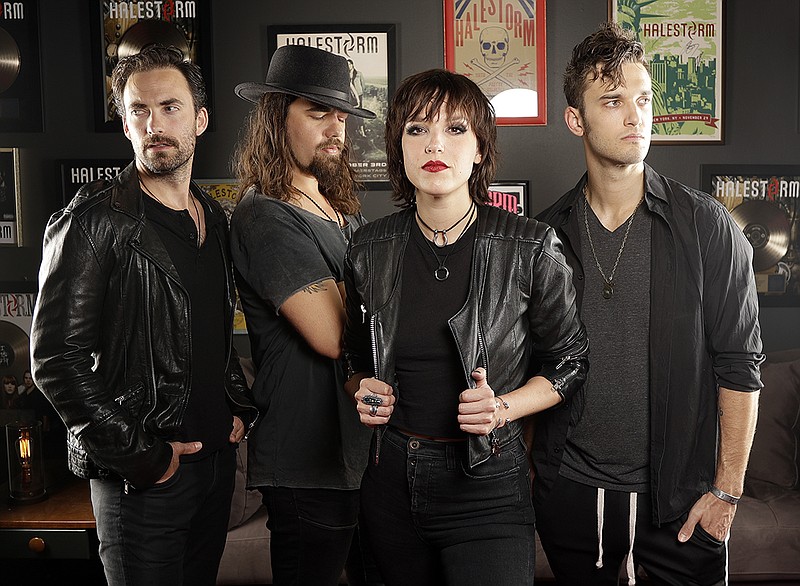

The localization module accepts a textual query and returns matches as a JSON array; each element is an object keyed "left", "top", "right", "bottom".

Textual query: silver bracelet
[
  {"left": 493, "top": 397, "right": 510, "bottom": 429},
  {"left": 710, "top": 485, "right": 740, "bottom": 505}
]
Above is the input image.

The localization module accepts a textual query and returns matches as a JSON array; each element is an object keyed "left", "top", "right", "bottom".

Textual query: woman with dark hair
[
  {"left": 2, "top": 374, "right": 20, "bottom": 409},
  {"left": 342, "top": 69, "right": 590, "bottom": 585}
]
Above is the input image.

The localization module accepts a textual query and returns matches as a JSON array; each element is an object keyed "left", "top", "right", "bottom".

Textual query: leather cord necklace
[
  {"left": 140, "top": 180, "right": 205, "bottom": 248},
  {"left": 418, "top": 202, "right": 476, "bottom": 281},
  {"left": 582, "top": 186, "right": 643, "bottom": 300},
  {"left": 416, "top": 202, "right": 475, "bottom": 248},
  {"left": 296, "top": 187, "right": 345, "bottom": 234}
]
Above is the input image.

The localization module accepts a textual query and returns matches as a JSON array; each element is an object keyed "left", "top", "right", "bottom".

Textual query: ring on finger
[
  {"left": 362, "top": 394, "right": 382, "bottom": 407},
  {"left": 369, "top": 405, "right": 378, "bottom": 416}
]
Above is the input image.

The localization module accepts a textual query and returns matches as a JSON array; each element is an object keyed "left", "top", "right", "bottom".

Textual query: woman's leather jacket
[
  {"left": 31, "top": 163, "right": 258, "bottom": 489},
  {"left": 344, "top": 205, "right": 589, "bottom": 466}
]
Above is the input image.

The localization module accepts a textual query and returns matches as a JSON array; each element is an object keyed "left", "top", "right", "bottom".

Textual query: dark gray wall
[{"left": 3, "top": 0, "right": 799, "bottom": 351}]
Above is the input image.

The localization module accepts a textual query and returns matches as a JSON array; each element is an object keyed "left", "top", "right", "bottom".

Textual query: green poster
[{"left": 613, "top": 0, "right": 723, "bottom": 143}]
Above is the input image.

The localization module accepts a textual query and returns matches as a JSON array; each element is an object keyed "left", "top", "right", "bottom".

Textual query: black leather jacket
[
  {"left": 31, "top": 163, "right": 258, "bottom": 489},
  {"left": 344, "top": 205, "right": 589, "bottom": 467}
]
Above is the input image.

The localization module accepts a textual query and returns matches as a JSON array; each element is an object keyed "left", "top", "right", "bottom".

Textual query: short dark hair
[
  {"left": 111, "top": 45, "right": 207, "bottom": 117},
  {"left": 563, "top": 22, "right": 648, "bottom": 111},
  {"left": 385, "top": 69, "right": 498, "bottom": 207}
]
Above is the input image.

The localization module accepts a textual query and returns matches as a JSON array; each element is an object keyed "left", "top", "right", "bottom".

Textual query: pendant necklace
[
  {"left": 418, "top": 202, "right": 475, "bottom": 281},
  {"left": 296, "top": 188, "right": 345, "bottom": 235},
  {"left": 582, "top": 186, "right": 643, "bottom": 300},
  {"left": 416, "top": 202, "right": 475, "bottom": 248},
  {"left": 140, "top": 180, "right": 204, "bottom": 248}
]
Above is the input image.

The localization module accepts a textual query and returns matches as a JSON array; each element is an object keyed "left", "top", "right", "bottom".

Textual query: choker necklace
[
  {"left": 419, "top": 203, "right": 476, "bottom": 281},
  {"left": 416, "top": 202, "right": 475, "bottom": 248},
  {"left": 140, "top": 180, "right": 205, "bottom": 248},
  {"left": 583, "top": 186, "right": 643, "bottom": 300},
  {"left": 296, "top": 188, "right": 345, "bottom": 234}
]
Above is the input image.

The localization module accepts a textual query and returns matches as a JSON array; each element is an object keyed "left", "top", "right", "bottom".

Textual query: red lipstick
[{"left": 422, "top": 160, "right": 448, "bottom": 172}]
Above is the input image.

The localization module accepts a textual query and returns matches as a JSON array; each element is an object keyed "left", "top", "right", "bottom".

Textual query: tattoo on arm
[{"left": 302, "top": 283, "right": 328, "bottom": 295}]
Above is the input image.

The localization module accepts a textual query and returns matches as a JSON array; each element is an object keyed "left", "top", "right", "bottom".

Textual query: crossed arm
[{"left": 280, "top": 279, "right": 347, "bottom": 359}]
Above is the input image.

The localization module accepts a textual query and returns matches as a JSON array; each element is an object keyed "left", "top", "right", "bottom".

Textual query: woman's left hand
[{"left": 458, "top": 367, "right": 501, "bottom": 436}]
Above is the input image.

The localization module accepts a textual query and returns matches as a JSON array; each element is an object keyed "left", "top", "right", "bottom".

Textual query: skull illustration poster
[
  {"left": 611, "top": 0, "right": 724, "bottom": 143},
  {"left": 444, "top": 0, "right": 546, "bottom": 126}
]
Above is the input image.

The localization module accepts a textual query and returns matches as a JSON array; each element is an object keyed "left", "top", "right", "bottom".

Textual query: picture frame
[
  {"left": 0, "top": 281, "right": 68, "bottom": 465},
  {"left": 488, "top": 180, "right": 529, "bottom": 217},
  {"left": 444, "top": 0, "right": 547, "bottom": 126},
  {"left": 195, "top": 178, "right": 247, "bottom": 334},
  {"left": 266, "top": 24, "right": 397, "bottom": 189},
  {"left": 0, "top": 283, "right": 37, "bottom": 395},
  {"left": 58, "top": 158, "right": 129, "bottom": 206},
  {"left": 701, "top": 164, "right": 800, "bottom": 306},
  {"left": 89, "top": 1, "right": 214, "bottom": 132},
  {"left": 0, "top": 0, "right": 44, "bottom": 132},
  {"left": 0, "top": 148, "right": 22, "bottom": 246},
  {"left": 610, "top": 0, "right": 724, "bottom": 144}
]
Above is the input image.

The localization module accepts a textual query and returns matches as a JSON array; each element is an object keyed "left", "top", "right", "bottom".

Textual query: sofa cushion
[
  {"left": 228, "top": 441, "right": 264, "bottom": 530},
  {"left": 729, "top": 485, "right": 800, "bottom": 580},
  {"left": 746, "top": 358, "right": 800, "bottom": 489}
]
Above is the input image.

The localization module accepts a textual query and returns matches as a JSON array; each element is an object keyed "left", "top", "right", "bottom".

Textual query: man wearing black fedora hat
[{"left": 229, "top": 44, "right": 379, "bottom": 586}]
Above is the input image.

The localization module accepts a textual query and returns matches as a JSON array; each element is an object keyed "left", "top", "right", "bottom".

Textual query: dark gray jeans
[
  {"left": 90, "top": 444, "right": 236, "bottom": 586},
  {"left": 359, "top": 426, "right": 536, "bottom": 586}
]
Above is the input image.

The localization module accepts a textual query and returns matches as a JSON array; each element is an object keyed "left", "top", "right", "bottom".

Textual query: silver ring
[
  {"left": 362, "top": 394, "right": 382, "bottom": 407},
  {"left": 369, "top": 405, "right": 378, "bottom": 416}
]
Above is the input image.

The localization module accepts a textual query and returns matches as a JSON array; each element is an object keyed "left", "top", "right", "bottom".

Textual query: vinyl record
[
  {"left": 0, "top": 320, "right": 30, "bottom": 383},
  {"left": 730, "top": 200, "right": 791, "bottom": 271},
  {"left": 0, "top": 26, "right": 21, "bottom": 94},
  {"left": 117, "top": 19, "right": 190, "bottom": 61}
]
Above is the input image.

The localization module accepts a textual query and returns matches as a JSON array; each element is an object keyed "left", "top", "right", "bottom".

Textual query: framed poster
[
  {"left": 0, "top": 285, "right": 35, "bottom": 402},
  {"left": 0, "top": 148, "right": 21, "bottom": 246},
  {"left": 195, "top": 178, "right": 247, "bottom": 334},
  {"left": 90, "top": 1, "right": 213, "bottom": 132},
  {"left": 488, "top": 180, "right": 529, "bottom": 216},
  {"left": 444, "top": 0, "right": 546, "bottom": 126},
  {"left": 0, "top": 282, "right": 68, "bottom": 463},
  {"left": 610, "top": 0, "right": 724, "bottom": 143},
  {"left": 0, "top": 0, "right": 43, "bottom": 132},
  {"left": 58, "top": 158, "right": 128, "bottom": 206},
  {"left": 701, "top": 164, "right": 800, "bottom": 306},
  {"left": 267, "top": 24, "right": 396, "bottom": 189}
]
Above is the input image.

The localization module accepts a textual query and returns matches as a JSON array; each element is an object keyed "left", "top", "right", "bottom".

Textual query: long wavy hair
[
  {"left": 232, "top": 93, "right": 362, "bottom": 214},
  {"left": 385, "top": 69, "right": 498, "bottom": 208},
  {"left": 563, "top": 22, "right": 649, "bottom": 112}
]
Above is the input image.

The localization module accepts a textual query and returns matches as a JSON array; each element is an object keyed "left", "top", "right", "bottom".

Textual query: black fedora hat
[{"left": 234, "top": 45, "right": 376, "bottom": 119}]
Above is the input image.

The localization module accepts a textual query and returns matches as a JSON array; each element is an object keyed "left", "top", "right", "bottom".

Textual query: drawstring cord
[
  {"left": 595, "top": 487, "right": 638, "bottom": 585},
  {"left": 596, "top": 487, "right": 605, "bottom": 568},
  {"left": 625, "top": 492, "right": 638, "bottom": 585}
]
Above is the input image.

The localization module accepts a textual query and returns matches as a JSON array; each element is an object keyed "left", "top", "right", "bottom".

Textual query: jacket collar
[{"left": 110, "top": 160, "right": 225, "bottom": 226}]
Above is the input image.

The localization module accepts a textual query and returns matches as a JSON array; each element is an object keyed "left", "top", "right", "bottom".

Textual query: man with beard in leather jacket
[{"left": 31, "top": 46, "right": 257, "bottom": 586}]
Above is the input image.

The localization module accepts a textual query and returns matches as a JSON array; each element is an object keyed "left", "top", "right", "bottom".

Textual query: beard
[
  {"left": 293, "top": 139, "right": 353, "bottom": 194},
  {"left": 138, "top": 134, "right": 195, "bottom": 176}
]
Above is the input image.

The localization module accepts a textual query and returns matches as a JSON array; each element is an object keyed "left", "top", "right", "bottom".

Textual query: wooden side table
[{"left": 0, "top": 475, "right": 99, "bottom": 559}]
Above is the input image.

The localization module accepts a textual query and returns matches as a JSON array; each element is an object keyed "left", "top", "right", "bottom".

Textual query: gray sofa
[{"left": 217, "top": 351, "right": 800, "bottom": 584}]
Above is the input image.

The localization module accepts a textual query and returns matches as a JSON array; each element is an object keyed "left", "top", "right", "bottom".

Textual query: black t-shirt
[
  {"left": 392, "top": 221, "right": 475, "bottom": 439},
  {"left": 144, "top": 192, "right": 232, "bottom": 461},
  {"left": 229, "top": 192, "right": 371, "bottom": 489}
]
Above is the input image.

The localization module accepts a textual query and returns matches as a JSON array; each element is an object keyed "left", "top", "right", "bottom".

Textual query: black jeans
[
  {"left": 535, "top": 475, "right": 728, "bottom": 586},
  {"left": 359, "top": 426, "right": 536, "bottom": 586},
  {"left": 90, "top": 444, "right": 236, "bottom": 586},
  {"left": 261, "top": 485, "right": 364, "bottom": 586}
]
